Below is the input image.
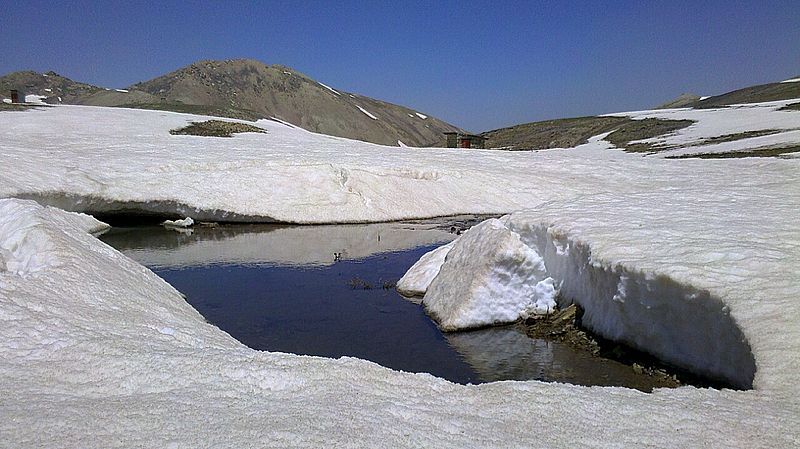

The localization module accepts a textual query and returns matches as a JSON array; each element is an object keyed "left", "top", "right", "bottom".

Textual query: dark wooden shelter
[{"left": 444, "top": 132, "right": 487, "bottom": 149}]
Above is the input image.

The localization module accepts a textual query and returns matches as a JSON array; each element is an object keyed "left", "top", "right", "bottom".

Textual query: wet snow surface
[{"left": 1, "top": 102, "right": 800, "bottom": 446}]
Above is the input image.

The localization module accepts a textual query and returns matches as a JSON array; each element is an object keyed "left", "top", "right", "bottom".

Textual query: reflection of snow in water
[
  {"left": 446, "top": 327, "right": 554, "bottom": 382},
  {"left": 101, "top": 221, "right": 455, "bottom": 269},
  {"left": 446, "top": 326, "right": 646, "bottom": 387}
]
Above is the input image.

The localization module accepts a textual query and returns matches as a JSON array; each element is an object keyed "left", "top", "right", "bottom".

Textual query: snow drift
[
  {"left": 419, "top": 219, "right": 557, "bottom": 330},
  {"left": 405, "top": 215, "right": 756, "bottom": 388}
]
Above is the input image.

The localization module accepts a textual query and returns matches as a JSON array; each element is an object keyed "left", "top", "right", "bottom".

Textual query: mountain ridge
[{"left": 0, "top": 59, "right": 462, "bottom": 147}]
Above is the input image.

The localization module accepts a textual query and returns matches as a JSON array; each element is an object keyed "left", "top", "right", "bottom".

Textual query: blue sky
[{"left": 2, "top": 0, "right": 799, "bottom": 131}]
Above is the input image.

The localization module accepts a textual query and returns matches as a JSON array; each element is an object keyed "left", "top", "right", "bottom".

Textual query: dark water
[{"left": 100, "top": 222, "right": 661, "bottom": 387}]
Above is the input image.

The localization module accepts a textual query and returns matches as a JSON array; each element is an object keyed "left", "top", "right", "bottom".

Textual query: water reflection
[
  {"left": 447, "top": 325, "right": 653, "bottom": 387},
  {"left": 101, "top": 220, "right": 653, "bottom": 387},
  {"left": 101, "top": 221, "right": 456, "bottom": 268}
]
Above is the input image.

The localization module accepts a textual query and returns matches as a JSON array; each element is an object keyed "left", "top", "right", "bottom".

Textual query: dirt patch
[
  {"left": 0, "top": 103, "right": 47, "bottom": 112},
  {"left": 519, "top": 303, "right": 740, "bottom": 390},
  {"left": 170, "top": 120, "right": 267, "bottom": 137},
  {"left": 778, "top": 102, "right": 800, "bottom": 112},
  {"left": 605, "top": 118, "right": 695, "bottom": 152},
  {"left": 667, "top": 145, "right": 800, "bottom": 159},
  {"left": 685, "top": 129, "right": 783, "bottom": 146}
]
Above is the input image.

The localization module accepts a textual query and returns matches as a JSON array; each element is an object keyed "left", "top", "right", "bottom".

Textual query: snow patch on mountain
[
  {"left": 357, "top": 105, "right": 378, "bottom": 120},
  {"left": 318, "top": 82, "right": 340, "bottom": 95}
]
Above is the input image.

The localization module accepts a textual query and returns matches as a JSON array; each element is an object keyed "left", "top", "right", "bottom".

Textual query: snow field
[
  {"left": 605, "top": 99, "right": 800, "bottom": 157},
  {"left": 1, "top": 198, "right": 798, "bottom": 447},
  {"left": 1, "top": 103, "right": 799, "bottom": 446}
]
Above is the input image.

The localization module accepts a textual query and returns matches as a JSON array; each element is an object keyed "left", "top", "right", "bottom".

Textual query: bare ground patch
[
  {"left": 778, "top": 102, "right": 800, "bottom": 112},
  {"left": 604, "top": 118, "right": 694, "bottom": 152},
  {"left": 170, "top": 120, "right": 267, "bottom": 137},
  {"left": 0, "top": 103, "right": 48, "bottom": 112},
  {"left": 685, "top": 129, "right": 784, "bottom": 146}
]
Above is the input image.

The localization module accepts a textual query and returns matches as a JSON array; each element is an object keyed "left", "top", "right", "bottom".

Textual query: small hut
[
  {"left": 444, "top": 132, "right": 487, "bottom": 149},
  {"left": 10, "top": 89, "right": 24, "bottom": 103}
]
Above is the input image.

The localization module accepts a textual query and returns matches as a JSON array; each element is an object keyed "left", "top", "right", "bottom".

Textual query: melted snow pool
[{"left": 99, "top": 220, "right": 674, "bottom": 388}]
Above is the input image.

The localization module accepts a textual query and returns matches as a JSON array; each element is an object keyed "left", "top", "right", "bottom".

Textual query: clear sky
[{"left": 2, "top": 0, "right": 799, "bottom": 131}]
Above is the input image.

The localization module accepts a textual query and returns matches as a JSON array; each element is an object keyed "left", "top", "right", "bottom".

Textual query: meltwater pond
[{"left": 100, "top": 219, "right": 666, "bottom": 388}]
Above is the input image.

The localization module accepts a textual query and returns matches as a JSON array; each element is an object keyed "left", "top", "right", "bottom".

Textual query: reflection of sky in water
[{"left": 101, "top": 223, "right": 648, "bottom": 387}]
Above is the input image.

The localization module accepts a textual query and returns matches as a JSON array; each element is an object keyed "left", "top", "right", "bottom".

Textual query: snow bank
[
  {"left": 162, "top": 217, "right": 194, "bottom": 228},
  {"left": 0, "top": 200, "right": 108, "bottom": 276},
  {"left": 403, "top": 179, "right": 800, "bottom": 391},
  {"left": 24, "top": 94, "right": 47, "bottom": 104},
  {"left": 422, "top": 219, "right": 557, "bottom": 330},
  {"left": 2, "top": 199, "right": 799, "bottom": 447},
  {"left": 415, "top": 112, "right": 427, "bottom": 119},
  {"left": 780, "top": 77, "right": 800, "bottom": 83},
  {"left": 396, "top": 241, "right": 453, "bottom": 298}
]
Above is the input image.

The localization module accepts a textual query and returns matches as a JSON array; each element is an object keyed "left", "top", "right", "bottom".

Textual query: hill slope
[
  {"left": 0, "top": 60, "right": 461, "bottom": 146},
  {"left": 486, "top": 76, "right": 800, "bottom": 151},
  {"left": 692, "top": 77, "right": 800, "bottom": 108}
]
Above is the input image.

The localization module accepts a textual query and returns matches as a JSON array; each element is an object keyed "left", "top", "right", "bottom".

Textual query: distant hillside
[
  {"left": 480, "top": 115, "right": 694, "bottom": 152},
  {"left": 481, "top": 116, "right": 629, "bottom": 150},
  {"left": 0, "top": 59, "right": 462, "bottom": 146},
  {"left": 488, "top": 75, "right": 800, "bottom": 151},
  {"left": 0, "top": 70, "right": 102, "bottom": 103},
  {"left": 656, "top": 93, "right": 702, "bottom": 109},
  {"left": 693, "top": 77, "right": 800, "bottom": 108},
  {"left": 657, "top": 76, "right": 800, "bottom": 109}
]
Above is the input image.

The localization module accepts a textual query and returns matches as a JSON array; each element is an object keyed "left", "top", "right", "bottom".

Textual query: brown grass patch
[{"left": 170, "top": 120, "right": 267, "bottom": 137}]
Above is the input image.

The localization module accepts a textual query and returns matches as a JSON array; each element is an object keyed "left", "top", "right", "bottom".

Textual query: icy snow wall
[
  {"left": 402, "top": 219, "right": 557, "bottom": 330},
  {"left": 404, "top": 216, "right": 756, "bottom": 389}
]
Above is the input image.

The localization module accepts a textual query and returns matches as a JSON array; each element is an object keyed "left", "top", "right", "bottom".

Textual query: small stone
[{"left": 632, "top": 363, "right": 644, "bottom": 375}]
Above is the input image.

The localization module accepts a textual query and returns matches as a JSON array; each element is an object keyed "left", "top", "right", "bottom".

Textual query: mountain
[{"left": 0, "top": 59, "right": 461, "bottom": 147}]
